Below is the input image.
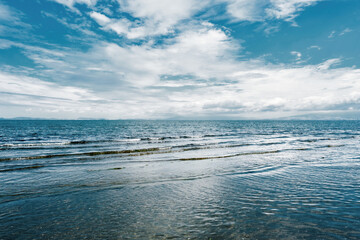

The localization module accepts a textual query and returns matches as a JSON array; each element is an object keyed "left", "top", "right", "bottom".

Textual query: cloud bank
[{"left": 1, "top": 0, "right": 359, "bottom": 119}]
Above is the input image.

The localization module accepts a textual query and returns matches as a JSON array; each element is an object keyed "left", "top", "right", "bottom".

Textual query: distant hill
[
  {"left": 0, "top": 117, "right": 107, "bottom": 120},
  {"left": 278, "top": 111, "right": 360, "bottom": 120},
  {"left": 1, "top": 112, "right": 360, "bottom": 121},
  {"left": 0, "top": 117, "right": 55, "bottom": 120}
]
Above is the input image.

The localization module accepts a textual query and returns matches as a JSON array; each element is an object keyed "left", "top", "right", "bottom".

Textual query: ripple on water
[{"left": 1, "top": 120, "right": 360, "bottom": 239}]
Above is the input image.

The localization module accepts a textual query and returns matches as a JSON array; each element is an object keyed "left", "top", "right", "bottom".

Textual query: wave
[
  {"left": 0, "top": 136, "right": 195, "bottom": 149},
  {"left": 0, "top": 139, "right": 142, "bottom": 149},
  {"left": 2, "top": 133, "right": 333, "bottom": 150},
  {"left": 179, "top": 150, "right": 281, "bottom": 161},
  {"left": 0, "top": 147, "right": 165, "bottom": 162},
  {"left": 0, "top": 142, "right": 70, "bottom": 148},
  {"left": 140, "top": 135, "right": 195, "bottom": 141},
  {"left": 0, "top": 147, "right": 283, "bottom": 162},
  {"left": 0, "top": 137, "right": 277, "bottom": 152},
  {"left": 0, "top": 139, "right": 347, "bottom": 162},
  {"left": 317, "top": 144, "right": 345, "bottom": 148},
  {"left": 298, "top": 138, "right": 331, "bottom": 143},
  {"left": 137, "top": 134, "right": 236, "bottom": 141},
  {"left": 173, "top": 144, "right": 345, "bottom": 162},
  {"left": 257, "top": 142, "right": 284, "bottom": 146},
  {"left": 0, "top": 165, "right": 45, "bottom": 172}
]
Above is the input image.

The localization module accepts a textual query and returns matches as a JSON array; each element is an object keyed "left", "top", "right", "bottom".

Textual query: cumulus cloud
[
  {"left": 0, "top": 23, "right": 240, "bottom": 118},
  {"left": 199, "top": 61, "right": 360, "bottom": 118},
  {"left": 3, "top": 0, "right": 359, "bottom": 119},
  {"left": 95, "top": 25, "right": 238, "bottom": 85},
  {"left": 24, "top": 24, "right": 237, "bottom": 89},
  {"left": 6, "top": 26, "right": 360, "bottom": 119}
]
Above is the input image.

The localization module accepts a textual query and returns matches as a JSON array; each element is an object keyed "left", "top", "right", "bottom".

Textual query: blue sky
[{"left": 1, "top": 0, "right": 360, "bottom": 119}]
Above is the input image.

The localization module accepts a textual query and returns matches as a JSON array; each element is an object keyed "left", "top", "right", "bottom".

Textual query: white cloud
[
  {"left": 328, "top": 30, "right": 336, "bottom": 38},
  {"left": 290, "top": 51, "right": 302, "bottom": 60},
  {"left": 0, "top": 24, "right": 240, "bottom": 118},
  {"left": 266, "top": 0, "right": 320, "bottom": 20},
  {"left": 0, "top": 39, "right": 14, "bottom": 49},
  {"left": 99, "top": 26, "right": 237, "bottom": 83},
  {"left": 199, "top": 61, "right": 360, "bottom": 118},
  {"left": 90, "top": 11, "right": 111, "bottom": 25},
  {"left": 89, "top": 0, "right": 210, "bottom": 39},
  {"left": 7, "top": 25, "right": 360, "bottom": 119},
  {"left": 0, "top": 72, "right": 96, "bottom": 101},
  {"left": 3, "top": 0, "right": 359, "bottom": 119},
  {"left": 0, "top": 71, "right": 109, "bottom": 118},
  {"left": 328, "top": 28, "right": 352, "bottom": 39},
  {"left": 42, "top": 11, "right": 98, "bottom": 37},
  {"left": 51, "top": 0, "right": 98, "bottom": 14},
  {"left": 308, "top": 45, "right": 321, "bottom": 50},
  {"left": 0, "top": 2, "right": 13, "bottom": 21},
  {"left": 339, "top": 27, "right": 352, "bottom": 36},
  {"left": 224, "top": 0, "right": 320, "bottom": 22},
  {"left": 0, "top": 2, "right": 23, "bottom": 23},
  {"left": 118, "top": 0, "right": 207, "bottom": 35},
  {"left": 118, "top": 0, "right": 199, "bottom": 22},
  {"left": 52, "top": 0, "right": 98, "bottom": 8},
  {"left": 317, "top": 58, "right": 340, "bottom": 70},
  {"left": 90, "top": 11, "right": 143, "bottom": 38},
  {"left": 225, "top": 0, "right": 269, "bottom": 22},
  {"left": 0, "top": 3, "right": 32, "bottom": 39},
  {"left": 87, "top": 0, "right": 320, "bottom": 39}
]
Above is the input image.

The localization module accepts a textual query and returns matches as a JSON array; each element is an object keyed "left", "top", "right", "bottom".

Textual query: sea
[{"left": 0, "top": 120, "right": 359, "bottom": 239}]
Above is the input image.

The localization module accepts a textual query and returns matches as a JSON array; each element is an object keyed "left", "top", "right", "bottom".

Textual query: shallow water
[{"left": 1, "top": 120, "right": 360, "bottom": 239}]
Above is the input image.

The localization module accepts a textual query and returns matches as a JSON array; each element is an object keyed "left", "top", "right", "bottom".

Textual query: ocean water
[{"left": 0, "top": 120, "right": 359, "bottom": 239}]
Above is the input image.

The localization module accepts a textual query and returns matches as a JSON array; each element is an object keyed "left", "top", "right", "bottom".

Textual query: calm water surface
[{"left": 0, "top": 120, "right": 360, "bottom": 239}]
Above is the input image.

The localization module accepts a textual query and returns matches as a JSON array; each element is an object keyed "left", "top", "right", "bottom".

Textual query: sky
[{"left": 0, "top": 0, "right": 360, "bottom": 119}]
